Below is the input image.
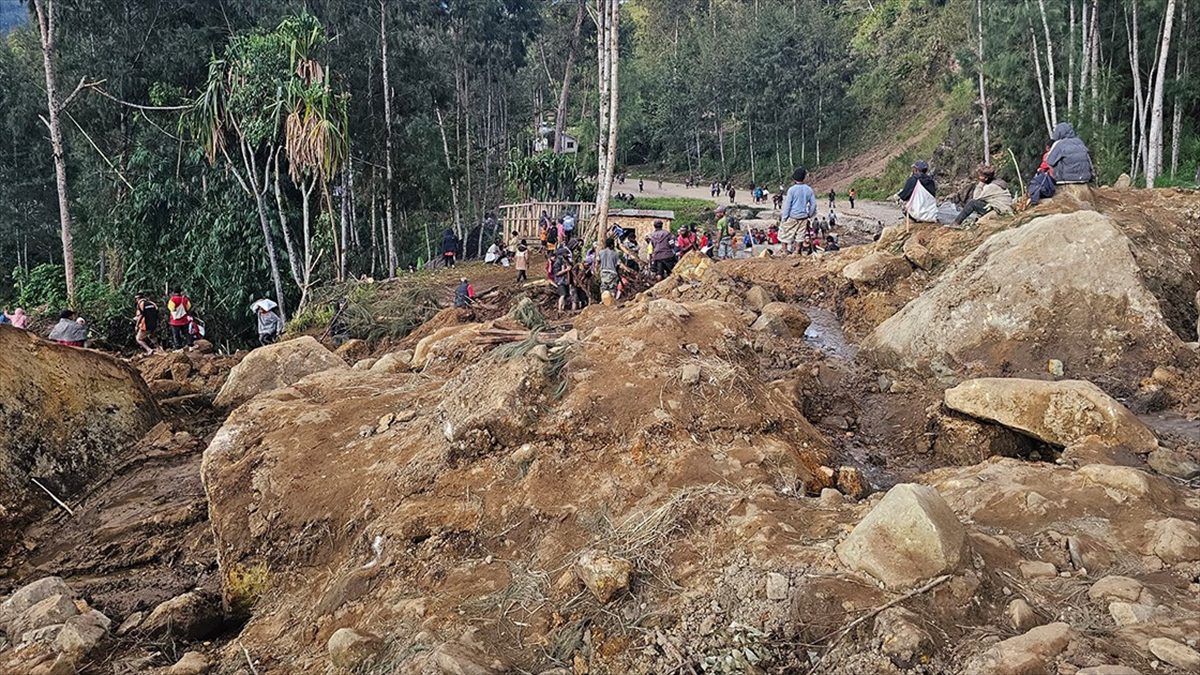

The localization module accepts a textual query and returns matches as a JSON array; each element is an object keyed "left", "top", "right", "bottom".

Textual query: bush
[{"left": 12, "top": 264, "right": 131, "bottom": 346}]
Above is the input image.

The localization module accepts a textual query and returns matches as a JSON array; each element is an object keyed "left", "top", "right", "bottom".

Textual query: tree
[
  {"left": 31, "top": 0, "right": 76, "bottom": 304},
  {"left": 1145, "top": 0, "right": 1177, "bottom": 187},
  {"left": 593, "top": 0, "right": 620, "bottom": 239}
]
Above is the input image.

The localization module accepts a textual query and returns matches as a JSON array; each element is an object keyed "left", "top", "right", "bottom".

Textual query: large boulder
[
  {"left": 0, "top": 327, "right": 160, "bottom": 541},
  {"left": 864, "top": 211, "right": 1183, "bottom": 379},
  {"left": 214, "top": 336, "right": 347, "bottom": 408},
  {"left": 841, "top": 251, "right": 912, "bottom": 289},
  {"left": 964, "top": 622, "right": 1074, "bottom": 674},
  {"left": 835, "top": 483, "right": 967, "bottom": 588},
  {"left": 943, "top": 378, "right": 1159, "bottom": 453}
]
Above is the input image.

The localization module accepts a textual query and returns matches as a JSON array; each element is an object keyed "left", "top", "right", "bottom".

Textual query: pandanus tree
[{"left": 183, "top": 13, "right": 349, "bottom": 317}]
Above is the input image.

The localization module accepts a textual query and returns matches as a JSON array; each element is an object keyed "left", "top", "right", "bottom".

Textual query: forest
[{"left": 0, "top": 0, "right": 1196, "bottom": 344}]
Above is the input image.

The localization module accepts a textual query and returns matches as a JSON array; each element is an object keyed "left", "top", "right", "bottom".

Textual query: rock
[
  {"left": 0, "top": 328, "right": 160, "bottom": 535},
  {"left": 1061, "top": 436, "right": 1145, "bottom": 468},
  {"left": 965, "top": 622, "right": 1074, "bottom": 674},
  {"left": 672, "top": 250, "right": 712, "bottom": 282},
  {"left": 1107, "top": 601, "right": 1157, "bottom": 626},
  {"left": 874, "top": 607, "right": 931, "bottom": 669},
  {"left": 1018, "top": 560, "right": 1058, "bottom": 579},
  {"left": 1047, "top": 359, "right": 1065, "bottom": 377},
  {"left": 835, "top": 483, "right": 967, "bottom": 588},
  {"left": 1006, "top": 598, "right": 1041, "bottom": 631},
  {"left": 902, "top": 238, "right": 933, "bottom": 271},
  {"left": 193, "top": 338, "right": 214, "bottom": 354},
  {"left": 819, "top": 488, "right": 845, "bottom": 507},
  {"left": 9, "top": 594, "right": 79, "bottom": 638},
  {"left": 1145, "top": 517, "right": 1200, "bottom": 563},
  {"left": 168, "top": 651, "right": 211, "bottom": 675},
  {"left": 1146, "top": 448, "right": 1200, "bottom": 479},
  {"left": 334, "top": 339, "right": 370, "bottom": 364},
  {"left": 1076, "top": 667, "right": 1139, "bottom": 675},
  {"left": 765, "top": 573, "right": 788, "bottom": 601},
  {"left": 1077, "top": 464, "right": 1161, "bottom": 500},
  {"left": 1087, "top": 576, "right": 1145, "bottom": 603},
  {"left": 53, "top": 611, "right": 110, "bottom": 661},
  {"left": 326, "top": 627, "right": 382, "bottom": 670},
  {"left": 574, "top": 550, "right": 633, "bottom": 603},
  {"left": 835, "top": 466, "right": 870, "bottom": 500},
  {"left": 1113, "top": 173, "right": 1133, "bottom": 190},
  {"left": 744, "top": 285, "right": 774, "bottom": 311},
  {"left": 680, "top": 364, "right": 702, "bottom": 385},
  {"left": 1147, "top": 637, "right": 1200, "bottom": 671},
  {"left": 115, "top": 611, "right": 144, "bottom": 636},
  {"left": 943, "top": 378, "right": 1158, "bottom": 453},
  {"left": 750, "top": 313, "right": 790, "bottom": 336},
  {"left": 141, "top": 591, "right": 223, "bottom": 640},
  {"left": 214, "top": 336, "right": 347, "bottom": 408},
  {"left": 842, "top": 251, "right": 911, "bottom": 289},
  {"left": 431, "top": 640, "right": 504, "bottom": 675},
  {"left": 647, "top": 298, "right": 691, "bottom": 321},
  {"left": 0, "top": 577, "right": 74, "bottom": 630},
  {"left": 370, "top": 350, "right": 413, "bottom": 374},
  {"left": 864, "top": 212, "right": 1183, "bottom": 380},
  {"left": 352, "top": 357, "right": 378, "bottom": 371},
  {"left": 759, "top": 302, "right": 811, "bottom": 336}
]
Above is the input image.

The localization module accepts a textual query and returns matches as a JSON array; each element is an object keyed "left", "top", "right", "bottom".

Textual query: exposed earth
[{"left": 2, "top": 184, "right": 1200, "bottom": 675}]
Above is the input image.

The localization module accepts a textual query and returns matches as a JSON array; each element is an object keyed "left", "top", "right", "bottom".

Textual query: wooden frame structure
[{"left": 500, "top": 201, "right": 596, "bottom": 245}]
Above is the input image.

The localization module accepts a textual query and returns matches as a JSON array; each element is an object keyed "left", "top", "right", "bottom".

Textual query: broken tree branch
[{"left": 31, "top": 477, "right": 75, "bottom": 516}]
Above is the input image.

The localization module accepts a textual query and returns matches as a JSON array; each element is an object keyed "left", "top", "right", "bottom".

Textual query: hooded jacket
[{"left": 1046, "top": 123, "right": 1094, "bottom": 184}]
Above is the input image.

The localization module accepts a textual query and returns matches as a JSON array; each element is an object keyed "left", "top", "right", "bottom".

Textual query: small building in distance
[
  {"left": 606, "top": 208, "right": 675, "bottom": 241},
  {"left": 533, "top": 130, "right": 579, "bottom": 154}
]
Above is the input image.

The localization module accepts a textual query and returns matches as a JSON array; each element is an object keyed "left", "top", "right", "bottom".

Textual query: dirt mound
[{"left": 0, "top": 326, "right": 161, "bottom": 550}]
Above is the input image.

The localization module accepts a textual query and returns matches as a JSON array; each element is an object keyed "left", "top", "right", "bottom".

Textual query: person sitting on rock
[
  {"left": 953, "top": 164, "right": 1013, "bottom": 227},
  {"left": 1046, "top": 122, "right": 1094, "bottom": 185},
  {"left": 48, "top": 310, "right": 88, "bottom": 347}
]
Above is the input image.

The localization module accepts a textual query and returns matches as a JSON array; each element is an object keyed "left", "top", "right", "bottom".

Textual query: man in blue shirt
[{"left": 780, "top": 167, "right": 816, "bottom": 254}]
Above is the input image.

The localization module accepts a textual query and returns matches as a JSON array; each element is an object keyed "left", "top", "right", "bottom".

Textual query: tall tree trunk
[
  {"left": 594, "top": 0, "right": 621, "bottom": 238},
  {"left": 555, "top": 0, "right": 585, "bottom": 153},
  {"left": 1037, "top": 0, "right": 1059, "bottom": 126},
  {"left": 435, "top": 107, "right": 464, "bottom": 239},
  {"left": 976, "top": 0, "right": 991, "bottom": 162},
  {"left": 272, "top": 154, "right": 303, "bottom": 287},
  {"left": 1068, "top": 0, "right": 1076, "bottom": 114},
  {"left": 1146, "top": 0, "right": 1177, "bottom": 187},
  {"left": 32, "top": 0, "right": 76, "bottom": 303},
  {"left": 1127, "top": 1, "right": 1147, "bottom": 178},
  {"left": 1089, "top": 0, "right": 1100, "bottom": 123},
  {"left": 1030, "top": 24, "right": 1053, "bottom": 136},
  {"left": 380, "top": 0, "right": 397, "bottom": 278},
  {"left": 1169, "top": 2, "right": 1187, "bottom": 178}
]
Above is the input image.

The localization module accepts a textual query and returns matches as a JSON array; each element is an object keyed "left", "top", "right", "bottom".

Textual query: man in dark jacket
[
  {"left": 897, "top": 160, "right": 937, "bottom": 201},
  {"left": 1045, "top": 122, "right": 1094, "bottom": 184},
  {"left": 441, "top": 228, "right": 460, "bottom": 267},
  {"left": 647, "top": 220, "right": 676, "bottom": 281}
]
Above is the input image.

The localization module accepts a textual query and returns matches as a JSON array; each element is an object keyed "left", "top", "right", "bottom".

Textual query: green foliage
[
  {"left": 506, "top": 150, "right": 595, "bottom": 202},
  {"left": 12, "top": 263, "right": 130, "bottom": 344},
  {"left": 611, "top": 196, "right": 713, "bottom": 233}
]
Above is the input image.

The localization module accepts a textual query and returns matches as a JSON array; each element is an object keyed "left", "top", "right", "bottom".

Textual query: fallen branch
[
  {"left": 806, "top": 574, "right": 951, "bottom": 674},
  {"left": 240, "top": 642, "right": 260, "bottom": 675},
  {"left": 31, "top": 478, "right": 75, "bottom": 516}
]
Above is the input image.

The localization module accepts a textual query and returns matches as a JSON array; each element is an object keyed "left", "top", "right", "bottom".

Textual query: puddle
[{"left": 802, "top": 306, "right": 858, "bottom": 361}]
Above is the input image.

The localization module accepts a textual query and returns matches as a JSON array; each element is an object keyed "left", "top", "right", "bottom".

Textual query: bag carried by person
[{"left": 906, "top": 181, "right": 939, "bottom": 223}]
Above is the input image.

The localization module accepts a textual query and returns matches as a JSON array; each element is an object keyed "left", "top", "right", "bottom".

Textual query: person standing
[
  {"left": 638, "top": 178, "right": 644, "bottom": 193},
  {"left": 167, "top": 287, "right": 193, "bottom": 349},
  {"left": 133, "top": 293, "right": 160, "bottom": 355},
  {"left": 441, "top": 227, "right": 460, "bottom": 267},
  {"left": 779, "top": 167, "right": 817, "bottom": 255},
  {"left": 553, "top": 241, "right": 574, "bottom": 311},
  {"left": 727, "top": 186, "right": 737, "bottom": 203},
  {"left": 515, "top": 244, "right": 529, "bottom": 283},
  {"left": 714, "top": 206, "right": 734, "bottom": 259},
  {"left": 848, "top": 188, "right": 857, "bottom": 209},
  {"left": 647, "top": 220, "right": 676, "bottom": 280},
  {"left": 827, "top": 188, "right": 836, "bottom": 209},
  {"left": 257, "top": 305, "right": 284, "bottom": 345}
]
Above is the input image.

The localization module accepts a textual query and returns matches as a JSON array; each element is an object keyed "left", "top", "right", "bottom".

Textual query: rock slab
[{"left": 214, "top": 335, "right": 347, "bottom": 408}]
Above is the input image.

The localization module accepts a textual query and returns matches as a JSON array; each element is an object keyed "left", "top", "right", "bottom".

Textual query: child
[{"left": 515, "top": 244, "right": 529, "bottom": 283}]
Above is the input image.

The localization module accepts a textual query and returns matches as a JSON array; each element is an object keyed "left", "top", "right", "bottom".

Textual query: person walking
[
  {"left": 597, "top": 237, "right": 621, "bottom": 302},
  {"left": 780, "top": 167, "right": 817, "bottom": 255},
  {"left": 133, "top": 292, "right": 160, "bottom": 355},
  {"left": 255, "top": 302, "right": 284, "bottom": 345},
  {"left": 167, "top": 287, "right": 193, "bottom": 349}
]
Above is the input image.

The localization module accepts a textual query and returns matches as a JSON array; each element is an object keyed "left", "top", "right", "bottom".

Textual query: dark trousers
[
  {"left": 1029, "top": 172, "right": 1056, "bottom": 205},
  {"left": 954, "top": 199, "right": 990, "bottom": 225},
  {"left": 516, "top": 269, "right": 527, "bottom": 282},
  {"left": 171, "top": 324, "right": 192, "bottom": 349}
]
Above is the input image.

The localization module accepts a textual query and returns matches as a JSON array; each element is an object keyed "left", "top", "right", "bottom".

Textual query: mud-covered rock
[
  {"left": 835, "top": 483, "right": 966, "bottom": 588},
  {"left": 0, "top": 327, "right": 160, "bottom": 541},
  {"left": 169, "top": 651, "right": 211, "bottom": 675},
  {"left": 965, "top": 622, "right": 1074, "bottom": 674},
  {"left": 842, "top": 251, "right": 911, "bottom": 289},
  {"left": 1147, "top": 637, "right": 1200, "bottom": 671},
  {"left": 865, "top": 211, "right": 1184, "bottom": 379},
  {"left": 214, "top": 336, "right": 347, "bottom": 408},
  {"left": 0, "top": 578, "right": 74, "bottom": 630},
  {"left": 575, "top": 550, "right": 633, "bottom": 604},
  {"left": 759, "top": 302, "right": 811, "bottom": 336},
  {"left": 327, "top": 627, "right": 381, "bottom": 670},
  {"left": 943, "top": 378, "right": 1158, "bottom": 453},
  {"left": 140, "top": 591, "right": 223, "bottom": 640},
  {"left": 874, "top": 607, "right": 931, "bottom": 668}
]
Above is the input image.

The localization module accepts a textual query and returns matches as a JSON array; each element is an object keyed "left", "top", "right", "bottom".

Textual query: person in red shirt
[{"left": 167, "top": 287, "right": 193, "bottom": 349}]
